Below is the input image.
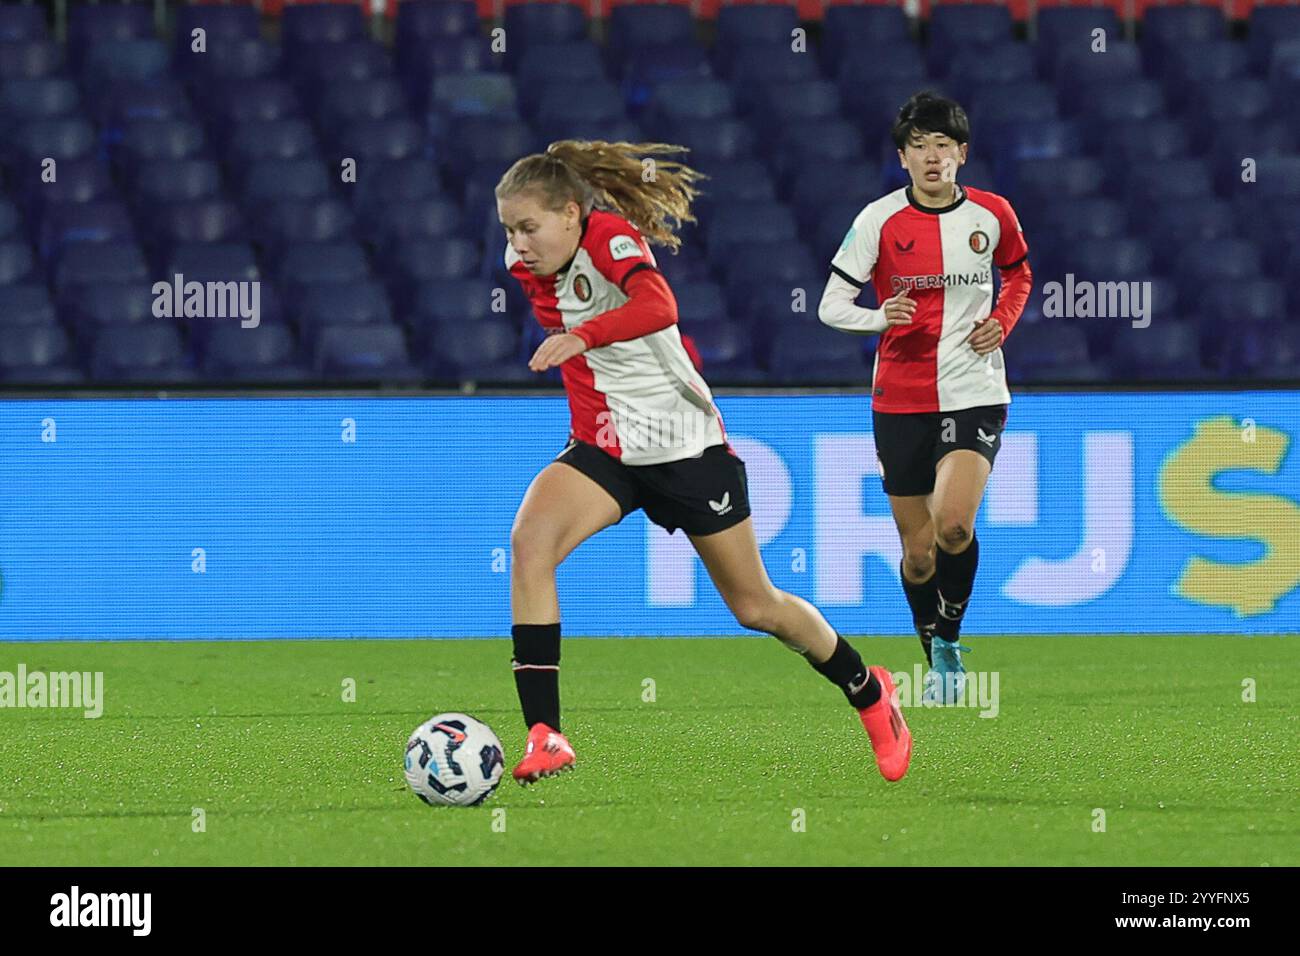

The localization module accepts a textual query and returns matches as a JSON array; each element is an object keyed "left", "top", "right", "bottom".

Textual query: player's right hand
[{"left": 882, "top": 291, "right": 917, "bottom": 326}]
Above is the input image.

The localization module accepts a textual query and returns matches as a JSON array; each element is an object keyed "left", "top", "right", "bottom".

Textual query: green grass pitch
[{"left": 0, "top": 636, "right": 1293, "bottom": 866}]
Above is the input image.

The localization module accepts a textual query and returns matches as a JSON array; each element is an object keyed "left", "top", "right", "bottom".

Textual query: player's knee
[
  {"left": 730, "top": 591, "right": 778, "bottom": 633},
  {"left": 510, "top": 522, "right": 560, "bottom": 574},
  {"left": 935, "top": 519, "right": 972, "bottom": 551},
  {"left": 902, "top": 540, "right": 934, "bottom": 578}
]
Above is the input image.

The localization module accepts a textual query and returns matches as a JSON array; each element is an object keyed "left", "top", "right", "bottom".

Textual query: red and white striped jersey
[
  {"left": 507, "top": 209, "right": 726, "bottom": 465},
  {"left": 830, "top": 184, "right": 1029, "bottom": 414}
]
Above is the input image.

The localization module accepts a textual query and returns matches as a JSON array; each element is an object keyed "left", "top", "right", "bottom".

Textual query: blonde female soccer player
[{"left": 496, "top": 140, "right": 911, "bottom": 785}]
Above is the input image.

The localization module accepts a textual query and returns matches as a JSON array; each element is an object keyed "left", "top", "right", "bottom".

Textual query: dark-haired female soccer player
[
  {"left": 497, "top": 140, "right": 911, "bottom": 784},
  {"left": 818, "top": 92, "right": 1032, "bottom": 704}
]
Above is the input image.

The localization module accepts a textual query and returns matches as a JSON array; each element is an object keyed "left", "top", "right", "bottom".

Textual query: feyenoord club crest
[
  {"left": 969, "top": 230, "right": 990, "bottom": 253},
  {"left": 574, "top": 274, "right": 591, "bottom": 302}
]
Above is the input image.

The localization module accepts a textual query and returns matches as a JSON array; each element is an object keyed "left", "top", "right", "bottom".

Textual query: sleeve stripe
[
  {"left": 997, "top": 254, "right": 1028, "bottom": 270},
  {"left": 619, "top": 261, "right": 658, "bottom": 291},
  {"left": 830, "top": 265, "right": 865, "bottom": 289}
]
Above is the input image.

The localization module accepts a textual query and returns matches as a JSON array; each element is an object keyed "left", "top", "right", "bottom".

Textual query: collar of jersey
[
  {"left": 905, "top": 183, "right": 966, "bottom": 215},
  {"left": 556, "top": 215, "right": 591, "bottom": 277}
]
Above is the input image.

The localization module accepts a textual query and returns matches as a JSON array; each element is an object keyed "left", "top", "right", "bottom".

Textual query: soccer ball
[{"left": 404, "top": 713, "right": 505, "bottom": 807}]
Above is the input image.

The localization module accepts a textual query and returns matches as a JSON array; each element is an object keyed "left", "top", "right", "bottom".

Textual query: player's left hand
[
  {"left": 966, "top": 317, "right": 1003, "bottom": 355},
  {"left": 529, "top": 332, "right": 588, "bottom": 371}
]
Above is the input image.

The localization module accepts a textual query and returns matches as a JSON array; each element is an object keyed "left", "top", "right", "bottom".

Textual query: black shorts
[
  {"left": 872, "top": 404, "right": 1008, "bottom": 497},
  {"left": 556, "top": 439, "right": 751, "bottom": 536}
]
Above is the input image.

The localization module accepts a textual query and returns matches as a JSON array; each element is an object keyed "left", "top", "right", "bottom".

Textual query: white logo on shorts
[
  {"left": 708, "top": 492, "right": 732, "bottom": 515},
  {"left": 976, "top": 428, "right": 996, "bottom": 447}
]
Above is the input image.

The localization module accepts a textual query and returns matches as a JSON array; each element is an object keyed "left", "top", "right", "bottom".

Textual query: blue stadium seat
[
  {"left": 790, "top": 160, "right": 878, "bottom": 231},
  {"left": 1199, "top": 281, "right": 1286, "bottom": 357},
  {"left": 1141, "top": 6, "right": 1227, "bottom": 72},
  {"left": 68, "top": 3, "right": 153, "bottom": 67},
  {"left": 0, "top": 325, "right": 71, "bottom": 371},
  {"left": 396, "top": 0, "right": 479, "bottom": 45},
  {"left": 90, "top": 321, "right": 192, "bottom": 382},
  {"left": 774, "top": 120, "right": 866, "bottom": 190},
  {"left": 38, "top": 200, "right": 135, "bottom": 263},
  {"left": 1076, "top": 80, "right": 1166, "bottom": 139},
  {"left": 0, "top": 284, "right": 57, "bottom": 326},
  {"left": 535, "top": 79, "right": 624, "bottom": 131},
  {"left": 352, "top": 158, "right": 444, "bottom": 214},
  {"left": 399, "top": 36, "right": 496, "bottom": 109},
  {"left": 315, "top": 323, "right": 421, "bottom": 380},
  {"left": 621, "top": 44, "right": 712, "bottom": 115},
  {"left": 10, "top": 117, "right": 97, "bottom": 167},
  {"left": 134, "top": 159, "right": 223, "bottom": 208},
  {"left": 360, "top": 197, "right": 461, "bottom": 245},
  {"left": 319, "top": 78, "right": 408, "bottom": 127},
  {"left": 0, "top": 39, "right": 63, "bottom": 79},
  {"left": 166, "top": 242, "right": 261, "bottom": 284},
  {"left": 642, "top": 78, "right": 734, "bottom": 138},
  {"left": 1069, "top": 238, "right": 1155, "bottom": 282},
  {"left": 1029, "top": 198, "right": 1128, "bottom": 243},
  {"left": 58, "top": 281, "right": 157, "bottom": 334},
  {"left": 821, "top": 5, "right": 909, "bottom": 75},
  {"left": 1054, "top": 42, "right": 1143, "bottom": 112},
  {"left": 434, "top": 116, "right": 527, "bottom": 183},
  {"left": 704, "top": 201, "right": 798, "bottom": 267},
  {"left": 1033, "top": 7, "right": 1122, "bottom": 76},
  {"left": 0, "top": 197, "right": 18, "bottom": 239},
  {"left": 1187, "top": 80, "right": 1275, "bottom": 140},
  {"left": 713, "top": 6, "right": 801, "bottom": 73},
  {"left": 1162, "top": 41, "right": 1251, "bottom": 110},
  {"left": 151, "top": 199, "right": 246, "bottom": 246},
  {"left": 685, "top": 320, "right": 751, "bottom": 370},
  {"left": 750, "top": 80, "right": 842, "bottom": 142},
  {"left": 658, "top": 117, "right": 754, "bottom": 164},
  {"left": 54, "top": 242, "right": 148, "bottom": 293},
  {"left": 950, "top": 43, "right": 1035, "bottom": 90},
  {"left": 694, "top": 160, "right": 777, "bottom": 221},
  {"left": 1102, "top": 118, "right": 1191, "bottom": 190},
  {"left": 0, "top": 5, "right": 48, "bottom": 41},
  {"left": 89, "top": 80, "right": 193, "bottom": 129},
  {"left": 655, "top": 242, "right": 710, "bottom": 288},
  {"left": 255, "top": 198, "right": 356, "bottom": 248},
  {"left": 202, "top": 79, "right": 302, "bottom": 127},
  {"left": 1110, "top": 320, "right": 1207, "bottom": 381},
  {"left": 502, "top": 1, "right": 587, "bottom": 68},
  {"left": 727, "top": 43, "right": 820, "bottom": 91},
  {"left": 184, "top": 37, "right": 280, "bottom": 81},
  {"left": 1175, "top": 239, "right": 1261, "bottom": 306},
  {"left": 201, "top": 323, "right": 305, "bottom": 381},
  {"left": 175, "top": 5, "right": 260, "bottom": 48},
  {"left": 766, "top": 324, "right": 869, "bottom": 384},
  {"left": 674, "top": 281, "right": 730, "bottom": 327},
  {"left": 928, "top": 4, "right": 1014, "bottom": 75},
  {"left": 836, "top": 45, "right": 925, "bottom": 92},
  {"left": 0, "top": 77, "right": 80, "bottom": 125},
  {"left": 429, "top": 72, "right": 517, "bottom": 118},
  {"left": 1125, "top": 160, "right": 1212, "bottom": 218},
  {"left": 295, "top": 39, "right": 393, "bottom": 86},
  {"left": 424, "top": 317, "right": 519, "bottom": 378},
  {"left": 1224, "top": 320, "right": 1300, "bottom": 378},
  {"left": 387, "top": 236, "right": 479, "bottom": 285},
  {"left": 277, "top": 242, "right": 372, "bottom": 298},
  {"left": 1004, "top": 323, "right": 1090, "bottom": 380},
  {"left": 330, "top": 117, "right": 425, "bottom": 163},
  {"left": 282, "top": 3, "right": 365, "bottom": 56},
  {"left": 83, "top": 39, "right": 170, "bottom": 83},
  {"left": 240, "top": 158, "right": 332, "bottom": 204},
  {"left": 970, "top": 82, "right": 1059, "bottom": 128},
  {"left": 16, "top": 157, "right": 115, "bottom": 215},
  {"left": 226, "top": 118, "right": 319, "bottom": 164},
  {"left": 1145, "top": 201, "right": 1238, "bottom": 272},
  {"left": 1249, "top": 6, "right": 1300, "bottom": 69},
  {"left": 293, "top": 280, "right": 393, "bottom": 338},
  {"left": 723, "top": 240, "right": 818, "bottom": 317},
  {"left": 607, "top": 4, "right": 695, "bottom": 67},
  {"left": 116, "top": 118, "right": 207, "bottom": 167},
  {"left": 409, "top": 278, "right": 498, "bottom": 329}
]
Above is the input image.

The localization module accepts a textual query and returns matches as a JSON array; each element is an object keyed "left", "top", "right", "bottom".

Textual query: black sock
[
  {"left": 511, "top": 623, "right": 561, "bottom": 732},
  {"left": 933, "top": 533, "right": 979, "bottom": 642},
  {"left": 809, "top": 635, "right": 882, "bottom": 709},
  {"left": 900, "top": 560, "right": 938, "bottom": 630}
]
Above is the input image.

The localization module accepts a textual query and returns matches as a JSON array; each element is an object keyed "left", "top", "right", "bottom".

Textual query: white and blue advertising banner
[{"left": 0, "top": 392, "right": 1296, "bottom": 639}]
